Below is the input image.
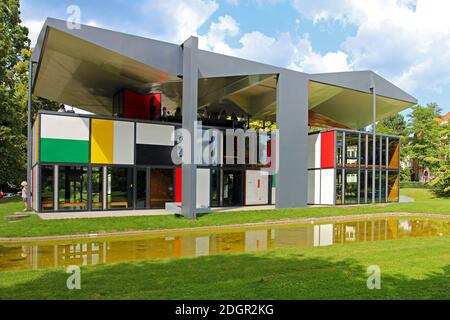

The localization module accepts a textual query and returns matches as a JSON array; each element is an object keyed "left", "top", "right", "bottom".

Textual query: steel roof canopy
[{"left": 31, "top": 18, "right": 417, "bottom": 129}]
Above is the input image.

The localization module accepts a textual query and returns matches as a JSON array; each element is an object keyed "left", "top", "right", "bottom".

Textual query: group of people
[
  {"left": 160, "top": 107, "right": 181, "bottom": 122},
  {"left": 57, "top": 104, "right": 75, "bottom": 113},
  {"left": 199, "top": 109, "right": 248, "bottom": 128}
]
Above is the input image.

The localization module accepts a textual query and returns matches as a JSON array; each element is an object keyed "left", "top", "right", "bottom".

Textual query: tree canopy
[{"left": 0, "top": 0, "right": 57, "bottom": 190}]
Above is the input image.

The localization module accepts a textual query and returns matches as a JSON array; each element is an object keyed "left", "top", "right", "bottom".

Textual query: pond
[{"left": 1, "top": 217, "right": 449, "bottom": 272}]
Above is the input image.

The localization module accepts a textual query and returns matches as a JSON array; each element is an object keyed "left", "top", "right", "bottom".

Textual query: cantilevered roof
[{"left": 32, "top": 18, "right": 417, "bottom": 129}]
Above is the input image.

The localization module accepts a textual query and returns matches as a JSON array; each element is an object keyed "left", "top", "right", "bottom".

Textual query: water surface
[{"left": 0, "top": 217, "right": 449, "bottom": 272}]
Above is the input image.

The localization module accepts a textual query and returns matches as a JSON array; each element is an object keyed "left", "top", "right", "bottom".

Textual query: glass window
[
  {"left": 359, "top": 170, "right": 367, "bottom": 204},
  {"left": 375, "top": 170, "right": 381, "bottom": 203},
  {"left": 360, "top": 135, "right": 367, "bottom": 167},
  {"left": 150, "top": 168, "right": 174, "bottom": 208},
  {"left": 344, "top": 170, "right": 358, "bottom": 204},
  {"left": 376, "top": 136, "right": 381, "bottom": 167},
  {"left": 388, "top": 171, "right": 399, "bottom": 202},
  {"left": 381, "top": 137, "right": 387, "bottom": 168},
  {"left": 91, "top": 166, "right": 104, "bottom": 210},
  {"left": 336, "top": 132, "right": 344, "bottom": 166},
  {"left": 41, "top": 165, "right": 54, "bottom": 211},
  {"left": 222, "top": 170, "right": 243, "bottom": 207},
  {"left": 336, "top": 169, "right": 343, "bottom": 204},
  {"left": 345, "top": 133, "right": 359, "bottom": 167},
  {"left": 58, "top": 166, "right": 88, "bottom": 211},
  {"left": 136, "top": 168, "right": 148, "bottom": 209},
  {"left": 367, "top": 170, "right": 374, "bottom": 202},
  {"left": 388, "top": 138, "right": 400, "bottom": 169},
  {"left": 367, "top": 135, "right": 374, "bottom": 168},
  {"left": 107, "top": 167, "right": 133, "bottom": 209},
  {"left": 380, "top": 170, "right": 387, "bottom": 203},
  {"left": 211, "top": 169, "right": 220, "bottom": 207}
]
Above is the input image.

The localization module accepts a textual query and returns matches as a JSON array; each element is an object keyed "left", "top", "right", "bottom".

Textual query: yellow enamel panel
[{"left": 91, "top": 119, "right": 114, "bottom": 164}]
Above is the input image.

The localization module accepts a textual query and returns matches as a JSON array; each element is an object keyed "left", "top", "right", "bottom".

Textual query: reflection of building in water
[
  {"left": 245, "top": 230, "right": 269, "bottom": 252},
  {"left": 313, "top": 224, "right": 333, "bottom": 247},
  {"left": 2, "top": 219, "right": 449, "bottom": 272}
]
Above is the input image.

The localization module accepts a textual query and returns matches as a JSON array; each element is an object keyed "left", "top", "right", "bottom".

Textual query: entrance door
[{"left": 222, "top": 170, "right": 243, "bottom": 207}]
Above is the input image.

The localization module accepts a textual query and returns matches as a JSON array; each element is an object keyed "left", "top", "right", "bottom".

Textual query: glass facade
[
  {"left": 318, "top": 129, "right": 401, "bottom": 205},
  {"left": 32, "top": 112, "right": 401, "bottom": 212},
  {"left": 150, "top": 168, "right": 174, "bottom": 208},
  {"left": 40, "top": 165, "right": 54, "bottom": 211},
  {"left": 136, "top": 168, "right": 148, "bottom": 209},
  {"left": 91, "top": 166, "right": 104, "bottom": 210},
  {"left": 58, "top": 166, "right": 88, "bottom": 211},
  {"left": 107, "top": 167, "right": 133, "bottom": 209}
]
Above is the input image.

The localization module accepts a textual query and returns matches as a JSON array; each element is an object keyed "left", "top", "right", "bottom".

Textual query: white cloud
[
  {"left": 22, "top": 20, "right": 44, "bottom": 47},
  {"left": 142, "top": 0, "right": 219, "bottom": 43},
  {"left": 291, "top": 34, "right": 351, "bottom": 73},
  {"left": 198, "top": 15, "right": 350, "bottom": 73},
  {"left": 292, "top": 0, "right": 450, "bottom": 93},
  {"left": 199, "top": 15, "right": 239, "bottom": 55}
]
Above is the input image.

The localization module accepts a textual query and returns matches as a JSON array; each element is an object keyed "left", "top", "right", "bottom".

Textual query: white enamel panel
[
  {"left": 320, "top": 169, "right": 335, "bottom": 205},
  {"left": 40, "top": 114, "right": 90, "bottom": 141},
  {"left": 113, "top": 121, "right": 134, "bottom": 164},
  {"left": 136, "top": 123, "right": 174, "bottom": 146},
  {"left": 245, "top": 170, "right": 269, "bottom": 205}
]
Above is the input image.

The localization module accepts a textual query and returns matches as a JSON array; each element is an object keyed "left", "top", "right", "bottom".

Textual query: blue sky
[{"left": 20, "top": 0, "right": 450, "bottom": 114}]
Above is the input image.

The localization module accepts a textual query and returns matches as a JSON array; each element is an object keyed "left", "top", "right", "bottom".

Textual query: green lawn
[
  {"left": 0, "top": 188, "right": 448, "bottom": 238},
  {"left": 1, "top": 235, "right": 449, "bottom": 299}
]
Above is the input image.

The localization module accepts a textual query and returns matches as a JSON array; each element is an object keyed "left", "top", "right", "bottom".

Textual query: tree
[
  {"left": 0, "top": 1, "right": 57, "bottom": 190},
  {"left": 404, "top": 103, "right": 449, "bottom": 181},
  {"left": 0, "top": 0, "right": 29, "bottom": 189},
  {"left": 376, "top": 113, "right": 407, "bottom": 136}
]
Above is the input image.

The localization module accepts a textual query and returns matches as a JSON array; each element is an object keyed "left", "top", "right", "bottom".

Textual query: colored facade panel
[
  {"left": 113, "top": 121, "right": 134, "bottom": 165},
  {"left": 388, "top": 142, "right": 400, "bottom": 169},
  {"left": 174, "top": 168, "right": 211, "bottom": 208},
  {"left": 388, "top": 172, "right": 399, "bottom": 202},
  {"left": 197, "top": 169, "right": 211, "bottom": 208},
  {"left": 321, "top": 131, "right": 335, "bottom": 169},
  {"left": 175, "top": 168, "right": 182, "bottom": 202},
  {"left": 120, "top": 90, "right": 161, "bottom": 121},
  {"left": 41, "top": 138, "right": 89, "bottom": 163},
  {"left": 40, "top": 114, "right": 89, "bottom": 140},
  {"left": 136, "top": 123, "right": 174, "bottom": 146},
  {"left": 91, "top": 119, "right": 114, "bottom": 164},
  {"left": 308, "top": 133, "right": 321, "bottom": 169},
  {"left": 320, "top": 169, "right": 335, "bottom": 205},
  {"left": 307, "top": 170, "right": 321, "bottom": 204},
  {"left": 245, "top": 170, "right": 269, "bottom": 205},
  {"left": 136, "top": 144, "right": 174, "bottom": 165}
]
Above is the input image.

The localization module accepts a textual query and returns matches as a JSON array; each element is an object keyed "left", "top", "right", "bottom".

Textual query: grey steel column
[
  {"left": 371, "top": 85, "right": 377, "bottom": 203},
  {"left": 27, "top": 61, "right": 33, "bottom": 210},
  {"left": 181, "top": 36, "right": 198, "bottom": 218},
  {"left": 275, "top": 71, "right": 308, "bottom": 208}
]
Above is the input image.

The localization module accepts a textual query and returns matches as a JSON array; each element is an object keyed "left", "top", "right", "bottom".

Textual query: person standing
[{"left": 20, "top": 181, "right": 28, "bottom": 210}]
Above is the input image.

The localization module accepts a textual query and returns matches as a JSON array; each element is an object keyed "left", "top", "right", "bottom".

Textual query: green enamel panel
[
  {"left": 272, "top": 174, "right": 277, "bottom": 187},
  {"left": 40, "top": 138, "right": 89, "bottom": 163}
]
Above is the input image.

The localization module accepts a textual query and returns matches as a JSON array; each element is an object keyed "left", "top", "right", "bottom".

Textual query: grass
[
  {"left": 1, "top": 235, "right": 449, "bottom": 299},
  {"left": 0, "top": 188, "right": 448, "bottom": 238}
]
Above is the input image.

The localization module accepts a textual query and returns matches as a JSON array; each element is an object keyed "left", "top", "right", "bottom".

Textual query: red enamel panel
[
  {"left": 123, "top": 89, "right": 161, "bottom": 120},
  {"left": 321, "top": 131, "right": 335, "bottom": 169},
  {"left": 175, "top": 168, "right": 182, "bottom": 202}
]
